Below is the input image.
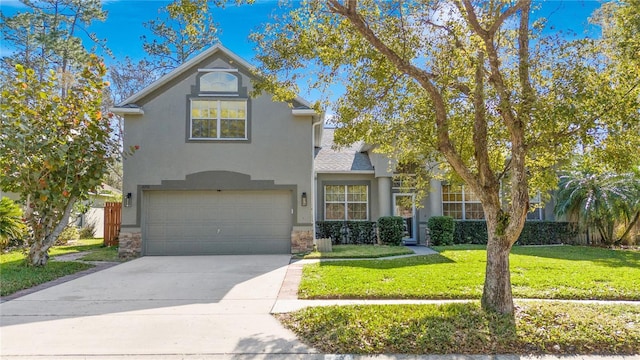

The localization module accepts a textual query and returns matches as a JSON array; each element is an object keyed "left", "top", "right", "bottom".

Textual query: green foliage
[
  {"left": 377, "top": 216, "right": 404, "bottom": 246},
  {"left": 56, "top": 226, "right": 80, "bottom": 245},
  {"left": 278, "top": 302, "right": 640, "bottom": 355},
  {"left": 427, "top": 216, "right": 455, "bottom": 246},
  {"left": 0, "top": 57, "right": 119, "bottom": 266},
  {"left": 554, "top": 171, "right": 640, "bottom": 245},
  {"left": 251, "top": 1, "right": 640, "bottom": 313},
  {"left": 315, "top": 221, "right": 377, "bottom": 244},
  {"left": 0, "top": 197, "right": 27, "bottom": 249},
  {"left": 298, "top": 246, "right": 640, "bottom": 300},
  {"left": 0, "top": 0, "right": 108, "bottom": 81},
  {"left": 78, "top": 224, "right": 96, "bottom": 239},
  {"left": 142, "top": 0, "right": 219, "bottom": 75},
  {"left": 452, "top": 221, "right": 579, "bottom": 246}
]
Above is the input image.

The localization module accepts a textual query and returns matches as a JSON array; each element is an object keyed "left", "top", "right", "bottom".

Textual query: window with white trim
[
  {"left": 527, "top": 192, "right": 543, "bottom": 220},
  {"left": 324, "top": 185, "right": 368, "bottom": 220},
  {"left": 441, "top": 184, "right": 484, "bottom": 220},
  {"left": 200, "top": 72, "right": 238, "bottom": 92},
  {"left": 190, "top": 99, "right": 246, "bottom": 140}
]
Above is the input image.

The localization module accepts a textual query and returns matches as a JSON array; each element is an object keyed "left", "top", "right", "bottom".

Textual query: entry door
[{"left": 393, "top": 194, "right": 416, "bottom": 243}]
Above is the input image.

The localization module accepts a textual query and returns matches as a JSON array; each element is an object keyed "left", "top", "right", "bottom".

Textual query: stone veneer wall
[
  {"left": 118, "top": 230, "right": 142, "bottom": 258},
  {"left": 291, "top": 227, "right": 314, "bottom": 253}
]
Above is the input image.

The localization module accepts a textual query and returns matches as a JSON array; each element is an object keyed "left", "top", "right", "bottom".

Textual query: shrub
[
  {"left": 428, "top": 216, "right": 455, "bottom": 245},
  {"left": 451, "top": 220, "right": 579, "bottom": 245},
  {"left": 315, "top": 221, "right": 377, "bottom": 244},
  {"left": 0, "top": 197, "right": 27, "bottom": 250},
  {"left": 79, "top": 223, "right": 96, "bottom": 239},
  {"left": 516, "top": 221, "right": 579, "bottom": 245},
  {"left": 377, "top": 216, "right": 404, "bottom": 246},
  {"left": 453, "top": 220, "right": 488, "bottom": 244},
  {"left": 56, "top": 225, "right": 80, "bottom": 245}
]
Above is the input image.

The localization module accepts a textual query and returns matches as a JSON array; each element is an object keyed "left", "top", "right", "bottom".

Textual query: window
[
  {"left": 527, "top": 192, "right": 543, "bottom": 220},
  {"left": 324, "top": 185, "right": 368, "bottom": 220},
  {"left": 442, "top": 184, "right": 484, "bottom": 220},
  {"left": 199, "top": 72, "right": 238, "bottom": 93},
  {"left": 190, "top": 99, "right": 246, "bottom": 140}
]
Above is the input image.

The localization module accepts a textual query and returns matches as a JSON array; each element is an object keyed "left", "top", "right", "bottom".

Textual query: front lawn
[
  {"left": 302, "top": 245, "right": 413, "bottom": 259},
  {"left": 1, "top": 239, "right": 107, "bottom": 297},
  {"left": 278, "top": 302, "right": 640, "bottom": 355},
  {"left": 299, "top": 245, "right": 640, "bottom": 300}
]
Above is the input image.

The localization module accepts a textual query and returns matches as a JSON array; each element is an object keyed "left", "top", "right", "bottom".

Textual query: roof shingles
[{"left": 314, "top": 129, "right": 374, "bottom": 172}]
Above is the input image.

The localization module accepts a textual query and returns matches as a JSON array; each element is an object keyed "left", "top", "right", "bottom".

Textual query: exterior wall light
[
  {"left": 301, "top": 192, "right": 308, "bottom": 207},
  {"left": 124, "top": 192, "right": 132, "bottom": 207}
]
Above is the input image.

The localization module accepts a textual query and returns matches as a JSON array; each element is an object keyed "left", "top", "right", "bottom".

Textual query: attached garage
[{"left": 144, "top": 190, "right": 292, "bottom": 255}]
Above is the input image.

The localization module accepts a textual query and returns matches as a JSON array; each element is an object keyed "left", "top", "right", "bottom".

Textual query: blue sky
[
  {"left": 1, "top": 0, "right": 603, "bottom": 63},
  {"left": 0, "top": 0, "right": 604, "bottom": 104}
]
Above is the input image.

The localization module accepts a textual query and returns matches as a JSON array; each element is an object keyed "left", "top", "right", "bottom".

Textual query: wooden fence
[{"left": 104, "top": 202, "right": 122, "bottom": 247}]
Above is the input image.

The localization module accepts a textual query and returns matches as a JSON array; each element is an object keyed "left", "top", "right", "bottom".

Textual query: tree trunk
[
  {"left": 26, "top": 197, "right": 76, "bottom": 267},
  {"left": 481, "top": 205, "right": 517, "bottom": 315},
  {"left": 481, "top": 234, "right": 515, "bottom": 314}
]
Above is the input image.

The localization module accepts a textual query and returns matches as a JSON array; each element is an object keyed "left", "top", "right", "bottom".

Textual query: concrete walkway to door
[{"left": 0, "top": 255, "right": 315, "bottom": 357}]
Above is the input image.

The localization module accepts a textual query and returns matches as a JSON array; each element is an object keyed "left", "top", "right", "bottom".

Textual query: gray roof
[{"left": 314, "top": 128, "right": 374, "bottom": 173}]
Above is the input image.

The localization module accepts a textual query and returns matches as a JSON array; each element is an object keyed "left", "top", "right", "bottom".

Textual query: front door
[{"left": 393, "top": 193, "right": 416, "bottom": 244}]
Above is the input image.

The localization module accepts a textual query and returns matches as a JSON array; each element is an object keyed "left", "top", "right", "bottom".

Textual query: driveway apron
[{"left": 0, "top": 255, "right": 314, "bottom": 356}]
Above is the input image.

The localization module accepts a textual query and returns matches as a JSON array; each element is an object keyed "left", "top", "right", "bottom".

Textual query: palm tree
[
  {"left": 0, "top": 197, "right": 27, "bottom": 248},
  {"left": 554, "top": 171, "right": 640, "bottom": 245}
]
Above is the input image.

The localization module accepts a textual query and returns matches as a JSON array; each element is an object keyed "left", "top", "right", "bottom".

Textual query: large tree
[
  {"left": 141, "top": 0, "right": 219, "bottom": 75},
  {"left": 0, "top": 57, "right": 119, "bottom": 266},
  {"left": 251, "top": 0, "right": 640, "bottom": 314},
  {"left": 0, "top": 0, "right": 108, "bottom": 82}
]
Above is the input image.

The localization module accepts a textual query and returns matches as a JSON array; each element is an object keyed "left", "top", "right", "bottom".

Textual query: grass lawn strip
[
  {"left": 277, "top": 302, "right": 640, "bottom": 355},
  {"left": 0, "top": 239, "right": 108, "bottom": 297},
  {"left": 299, "top": 245, "right": 640, "bottom": 300},
  {"left": 302, "top": 245, "right": 413, "bottom": 259},
  {"left": 78, "top": 246, "right": 120, "bottom": 262}
]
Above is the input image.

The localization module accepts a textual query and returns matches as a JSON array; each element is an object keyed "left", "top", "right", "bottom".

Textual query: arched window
[{"left": 199, "top": 72, "right": 238, "bottom": 92}]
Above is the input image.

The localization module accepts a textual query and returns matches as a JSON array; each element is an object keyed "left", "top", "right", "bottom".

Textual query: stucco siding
[{"left": 121, "top": 53, "right": 313, "bottom": 229}]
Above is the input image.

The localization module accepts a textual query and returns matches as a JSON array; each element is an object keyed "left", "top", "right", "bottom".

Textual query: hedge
[
  {"left": 315, "top": 221, "right": 377, "bottom": 245},
  {"left": 377, "top": 216, "right": 405, "bottom": 246},
  {"left": 448, "top": 220, "right": 579, "bottom": 245},
  {"left": 427, "top": 216, "right": 455, "bottom": 245}
]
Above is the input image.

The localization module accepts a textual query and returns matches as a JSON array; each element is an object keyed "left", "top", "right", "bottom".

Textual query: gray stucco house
[
  {"left": 111, "top": 44, "right": 321, "bottom": 256},
  {"left": 112, "top": 44, "right": 555, "bottom": 256}
]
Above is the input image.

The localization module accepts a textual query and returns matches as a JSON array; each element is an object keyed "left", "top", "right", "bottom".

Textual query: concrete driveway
[{"left": 0, "top": 255, "right": 314, "bottom": 358}]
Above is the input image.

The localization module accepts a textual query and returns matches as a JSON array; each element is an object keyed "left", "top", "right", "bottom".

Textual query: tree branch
[{"left": 327, "top": 0, "right": 480, "bottom": 190}]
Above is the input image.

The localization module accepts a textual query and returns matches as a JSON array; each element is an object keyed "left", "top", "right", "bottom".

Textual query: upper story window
[
  {"left": 190, "top": 99, "right": 246, "bottom": 140},
  {"left": 199, "top": 71, "right": 238, "bottom": 93}
]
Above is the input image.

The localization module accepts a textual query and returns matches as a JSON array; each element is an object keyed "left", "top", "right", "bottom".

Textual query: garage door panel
[{"left": 144, "top": 190, "right": 291, "bottom": 255}]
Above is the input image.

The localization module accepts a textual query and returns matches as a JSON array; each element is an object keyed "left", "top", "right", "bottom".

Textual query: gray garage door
[{"left": 144, "top": 190, "right": 292, "bottom": 255}]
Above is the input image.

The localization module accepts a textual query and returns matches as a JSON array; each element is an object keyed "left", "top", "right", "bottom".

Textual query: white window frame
[
  {"left": 189, "top": 99, "right": 247, "bottom": 140},
  {"left": 527, "top": 192, "right": 543, "bottom": 221},
  {"left": 441, "top": 184, "right": 484, "bottom": 220},
  {"left": 324, "top": 185, "right": 369, "bottom": 221}
]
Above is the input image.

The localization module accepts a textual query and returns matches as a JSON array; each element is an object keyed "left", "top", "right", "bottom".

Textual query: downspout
[{"left": 311, "top": 115, "right": 324, "bottom": 242}]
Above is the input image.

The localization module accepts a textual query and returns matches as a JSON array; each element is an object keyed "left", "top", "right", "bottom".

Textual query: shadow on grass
[
  {"left": 318, "top": 254, "right": 455, "bottom": 270},
  {"left": 436, "top": 244, "right": 640, "bottom": 269},
  {"left": 510, "top": 245, "right": 640, "bottom": 269},
  {"left": 279, "top": 303, "right": 517, "bottom": 354}
]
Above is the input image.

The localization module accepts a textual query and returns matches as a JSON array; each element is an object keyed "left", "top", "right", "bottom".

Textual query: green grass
[
  {"left": 301, "top": 245, "right": 413, "bottom": 259},
  {"left": 0, "top": 239, "right": 111, "bottom": 297},
  {"left": 277, "top": 302, "right": 640, "bottom": 355},
  {"left": 78, "top": 246, "right": 120, "bottom": 262},
  {"left": 299, "top": 245, "right": 640, "bottom": 300}
]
